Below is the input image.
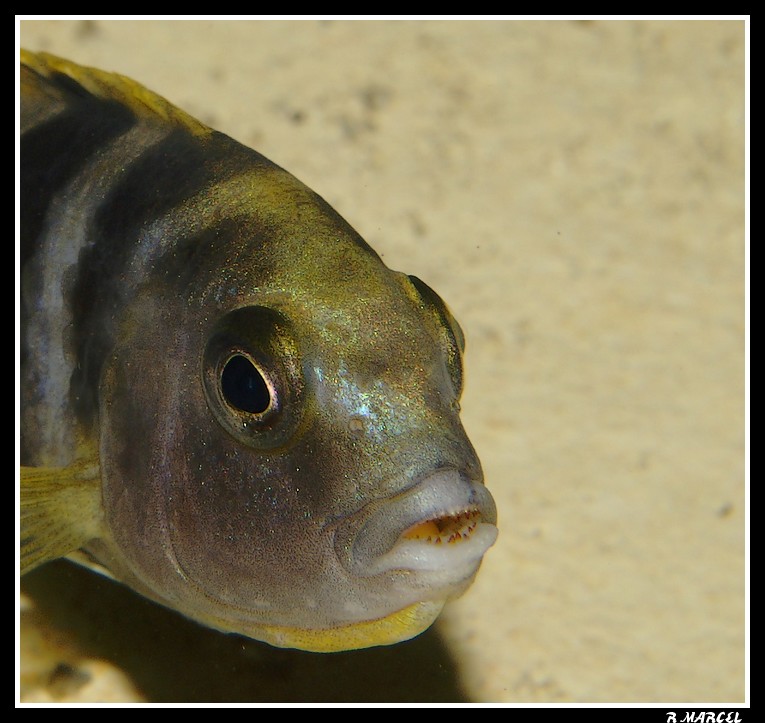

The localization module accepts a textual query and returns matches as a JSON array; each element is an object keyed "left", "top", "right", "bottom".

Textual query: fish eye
[
  {"left": 405, "top": 275, "right": 465, "bottom": 398},
  {"left": 220, "top": 354, "right": 272, "bottom": 415},
  {"left": 202, "top": 306, "right": 305, "bottom": 449}
]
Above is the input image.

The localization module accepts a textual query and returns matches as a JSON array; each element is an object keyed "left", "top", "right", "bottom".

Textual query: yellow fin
[
  {"left": 20, "top": 459, "right": 102, "bottom": 575},
  {"left": 20, "top": 49, "right": 212, "bottom": 138}
]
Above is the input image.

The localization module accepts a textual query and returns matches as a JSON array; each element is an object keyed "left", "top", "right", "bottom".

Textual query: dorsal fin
[{"left": 20, "top": 49, "right": 212, "bottom": 138}]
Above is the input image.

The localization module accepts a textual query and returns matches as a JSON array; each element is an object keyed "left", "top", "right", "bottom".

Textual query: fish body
[{"left": 19, "top": 50, "right": 497, "bottom": 652}]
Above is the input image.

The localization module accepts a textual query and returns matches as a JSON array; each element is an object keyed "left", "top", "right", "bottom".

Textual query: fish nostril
[{"left": 348, "top": 416, "right": 365, "bottom": 435}]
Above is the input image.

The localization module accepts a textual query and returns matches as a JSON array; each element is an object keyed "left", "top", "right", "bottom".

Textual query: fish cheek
[
  {"left": 164, "top": 445, "right": 327, "bottom": 607},
  {"left": 97, "top": 301, "right": 329, "bottom": 618}
]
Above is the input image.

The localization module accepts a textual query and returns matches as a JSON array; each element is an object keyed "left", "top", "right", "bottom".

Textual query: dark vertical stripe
[
  {"left": 20, "top": 71, "right": 137, "bottom": 269},
  {"left": 21, "top": 68, "right": 139, "bottom": 458},
  {"left": 67, "top": 129, "right": 260, "bottom": 426}
]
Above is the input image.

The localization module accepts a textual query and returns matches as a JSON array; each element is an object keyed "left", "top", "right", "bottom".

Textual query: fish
[{"left": 18, "top": 49, "right": 498, "bottom": 652}]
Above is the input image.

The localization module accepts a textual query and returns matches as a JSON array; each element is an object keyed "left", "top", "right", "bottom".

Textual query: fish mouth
[{"left": 334, "top": 468, "right": 498, "bottom": 589}]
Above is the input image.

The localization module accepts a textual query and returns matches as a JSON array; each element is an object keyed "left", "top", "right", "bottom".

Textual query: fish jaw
[
  {"left": 333, "top": 468, "right": 499, "bottom": 607},
  {"left": 230, "top": 599, "right": 447, "bottom": 653},
  {"left": 168, "top": 469, "right": 497, "bottom": 652}
]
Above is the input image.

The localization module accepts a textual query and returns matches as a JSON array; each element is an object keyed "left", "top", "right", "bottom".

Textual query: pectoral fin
[{"left": 20, "top": 459, "right": 102, "bottom": 574}]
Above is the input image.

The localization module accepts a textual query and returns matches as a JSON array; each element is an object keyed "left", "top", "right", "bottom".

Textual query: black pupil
[{"left": 221, "top": 355, "right": 271, "bottom": 414}]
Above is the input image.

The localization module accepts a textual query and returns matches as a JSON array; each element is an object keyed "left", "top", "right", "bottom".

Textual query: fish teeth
[{"left": 402, "top": 509, "right": 481, "bottom": 545}]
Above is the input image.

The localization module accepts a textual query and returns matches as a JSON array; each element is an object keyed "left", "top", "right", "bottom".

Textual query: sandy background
[{"left": 17, "top": 19, "right": 746, "bottom": 704}]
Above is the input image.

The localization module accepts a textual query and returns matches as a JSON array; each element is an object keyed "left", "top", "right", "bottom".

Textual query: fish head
[{"left": 95, "top": 167, "right": 498, "bottom": 651}]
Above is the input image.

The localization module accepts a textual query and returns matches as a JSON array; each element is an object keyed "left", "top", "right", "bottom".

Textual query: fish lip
[{"left": 333, "top": 468, "right": 498, "bottom": 581}]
